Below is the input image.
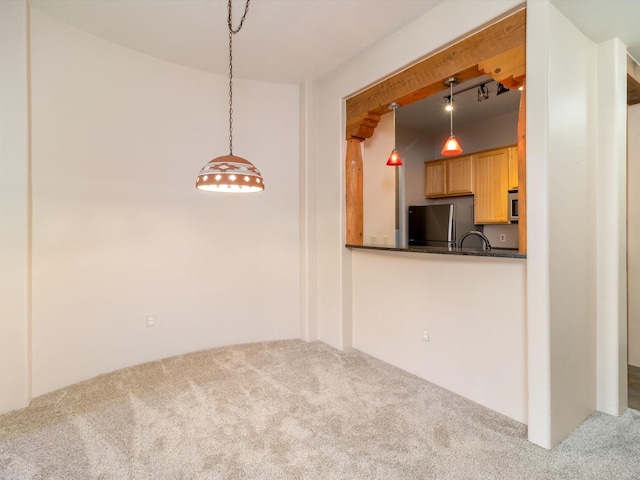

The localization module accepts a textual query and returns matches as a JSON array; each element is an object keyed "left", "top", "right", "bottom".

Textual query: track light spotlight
[
  {"left": 444, "top": 96, "right": 453, "bottom": 112},
  {"left": 497, "top": 83, "right": 510, "bottom": 95},
  {"left": 477, "top": 84, "right": 489, "bottom": 102}
]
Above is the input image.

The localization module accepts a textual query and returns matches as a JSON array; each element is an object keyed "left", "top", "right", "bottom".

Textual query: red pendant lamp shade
[
  {"left": 441, "top": 135, "right": 463, "bottom": 156},
  {"left": 386, "top": 149, "right": 403, "bottom": 166}
]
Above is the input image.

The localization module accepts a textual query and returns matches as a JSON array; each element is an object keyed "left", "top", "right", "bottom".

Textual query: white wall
[
  {"left": 309, "top": 0, "right": 524, "bottom": 350},
  {"left": 29, "top": 12, "right": 301, "bottom": 397},
  {"left": 0, "top": 0, "right": 31, "bottom": 413},
  {"left": 308, "top": 0, "right": 525, "bottom": 416},
  {"left": 595, "top": 39, "right": 628, "bottom": 415},
  {"left": 352, "top": 250, "right": 527, "bottom": 422},
  {"left": 397, "top": 124, "right": 434, "bottom": 208},
  {"left": 299, "top": 81, "right": 318, "bottom": 343},
  {"left": 363, "top": 113, "right": 396, "bottom": 246},
  {"left": 526, "top": 1, "right": 599, "bottom": 447},
  {"left": 310, "top": 0, "right": 628, "bottom": 448},
  {"left": 629, "top": 104, "right": 640, "bottom": 367}
]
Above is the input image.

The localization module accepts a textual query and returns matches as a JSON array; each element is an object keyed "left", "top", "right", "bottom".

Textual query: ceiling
[
  {"left": 551, "top": 0, "right": 640, "bottom": 62},
  {"left": 29, "top": 1, "right": 640, "bottom": 86},
  {"left": 29, "top": 0, "right": 445, "bottom": 84},
  {"left": 396, "top": 75, "right": 521, "bottom": 134},
  {"left": 28, "top": 0, "right": 640, "bottom": 128}
]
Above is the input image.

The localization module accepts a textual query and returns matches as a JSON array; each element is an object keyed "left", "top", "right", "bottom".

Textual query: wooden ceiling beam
[
  {"left": 345, "top": 9, "right": 526, "bottom": 123},
  {"left": 628, "top": 53, "right": 640, "bottom": 106}
]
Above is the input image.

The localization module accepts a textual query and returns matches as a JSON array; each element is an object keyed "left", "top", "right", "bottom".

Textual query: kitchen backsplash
[{"left": 484, "top": 224, "right": 519, "bottom": 249}]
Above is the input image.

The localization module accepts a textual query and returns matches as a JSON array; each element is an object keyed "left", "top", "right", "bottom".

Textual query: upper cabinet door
[
  {"left": 473, "top": 148, "right": 510, "bottom": 224},
  {"left": 424, "top": 156, "right": 473, "bottom": 198},
  {"left": 424, "top": 160, "right": 447, "bottom": 197},
  {"left": 447, "top": 155, "right": 473, "bottom": 196},
  {"left": 508, "top": 146, "right": 519, "bottom": 191}
]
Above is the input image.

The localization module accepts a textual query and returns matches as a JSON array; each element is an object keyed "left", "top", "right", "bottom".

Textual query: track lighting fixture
[
  {"left": 497, "top": 83, "right": 510, "bottom": 96},
  {"left": 444, "top": 96, "right": 453, "bottom": 112},
  {"left": 477, "top": 84, "right": 489, "bottom": 102}
]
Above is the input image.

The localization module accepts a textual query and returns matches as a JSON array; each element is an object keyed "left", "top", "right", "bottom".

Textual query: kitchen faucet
[{"left": 459, "top": 230, "right": 492, "bottom": 251}]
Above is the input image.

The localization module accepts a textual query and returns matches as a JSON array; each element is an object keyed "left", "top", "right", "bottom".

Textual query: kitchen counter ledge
[{"left": 346, "top": 244, "right": 526, "bottom": 259}]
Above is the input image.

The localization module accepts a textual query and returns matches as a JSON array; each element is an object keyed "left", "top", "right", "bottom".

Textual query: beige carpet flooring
[{"left": 1, "top": 340, "right": 639, "bottom": 479}]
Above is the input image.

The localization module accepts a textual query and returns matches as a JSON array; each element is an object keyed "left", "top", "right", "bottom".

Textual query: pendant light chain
[{"left": 227, "top": 0, "right": 251, "bottom": 155}]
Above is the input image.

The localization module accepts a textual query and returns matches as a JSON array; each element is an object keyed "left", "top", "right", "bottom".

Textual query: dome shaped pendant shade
[
  {"left": 195, "top": 154, "right": 265, "bottom": 192},
  {"left": 441, "top": 135, "right": 463, "bottom": 156}
]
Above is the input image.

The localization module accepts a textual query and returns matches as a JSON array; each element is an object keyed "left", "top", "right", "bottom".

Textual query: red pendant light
[
  {"left": 441, "top": 77, "right": 463, "bottom": 156},
  {"left": 386, "top": 149, "right": 402, "bottom": 166},
  {"left": 386, "top": 102, "right": 403, "bottom": 166}
]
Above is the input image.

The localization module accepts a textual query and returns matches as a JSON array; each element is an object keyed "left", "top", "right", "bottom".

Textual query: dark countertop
[{"left": 345, "top": 244, "right": 526, "bottom": 259}]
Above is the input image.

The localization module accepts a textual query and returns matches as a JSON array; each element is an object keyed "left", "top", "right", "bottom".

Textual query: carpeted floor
[{"left": 1, "top": 340, "right": 639, "bottom": 479}]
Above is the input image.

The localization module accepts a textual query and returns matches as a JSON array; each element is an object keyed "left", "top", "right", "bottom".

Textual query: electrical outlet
[
  {"left": 383, "top": 235, "right": 389, "bottom": 245},
  {"left": 422, "top": 329, "right": 430, "bottom": 342},
  {"left": 500, "top": 234, "right": 506, "bottom": 242},
  {"left": 371, "top": 235, "right": 377, "bottom": 245},
  {"left": 146, "top": 316, "right": 155, "bottom": 327}
]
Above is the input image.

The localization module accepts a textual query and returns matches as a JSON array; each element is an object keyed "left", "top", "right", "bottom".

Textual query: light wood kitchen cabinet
[
  {"left": 508, "top": 146, "right": 519, "bottom": 191},
  {"left": 424, "top": 160, "right": 447, "bottom": 197},
  {"left": 447, "top": 155, "right": 473, "bottom": 195},
  {"left": 473, "top": 147, "right": 510, "bottom": 224},
  {"left": 424, "top": 146, "right": 516, "bottom": 223},
  {"left": 424, "top": 156, "right": 472, "bottom": 198}
]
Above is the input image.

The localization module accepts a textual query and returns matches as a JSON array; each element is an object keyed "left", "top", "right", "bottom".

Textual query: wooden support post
[
  {"left": 518, "top": 78, "right": 527, "bottom": 254},
  {"left": 345, "top": 138, "right": 364, "bottom": 245}
]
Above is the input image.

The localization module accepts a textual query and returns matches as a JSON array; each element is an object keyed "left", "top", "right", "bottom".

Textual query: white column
[
  {"left": 299, "top": 80, "right": 318, "bottom": 342},
  {"left": 596, "top": 38, "right": 628, "bottom": 415},
  {"left": 525, "top": 0, "right": 553, "bottom": 448},
  {"left": 0, "top": 0, "right": 32, "bottom": 413},
  {"left": 527, "top": 0, "right": 601, "bottom": 448}
]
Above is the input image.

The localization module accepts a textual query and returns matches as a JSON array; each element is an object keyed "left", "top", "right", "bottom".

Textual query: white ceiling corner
[{"left": 29, "top": 0, "right": 445, "bottom": 84}]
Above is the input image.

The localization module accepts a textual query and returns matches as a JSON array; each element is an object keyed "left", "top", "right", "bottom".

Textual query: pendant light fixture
[
  {"left": 196, "top": 0, "right": 264, "bottom": 193},
  {"left": 441, "top": 77, "right": 463, "bottom": 156},
  {"left": 386, "top": 102, "right": 403, "bottom": 166}
]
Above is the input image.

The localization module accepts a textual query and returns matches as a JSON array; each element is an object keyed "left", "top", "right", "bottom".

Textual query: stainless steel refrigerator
[{"left": 407, "top": 204, "right": 482, "bottom": 249}]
